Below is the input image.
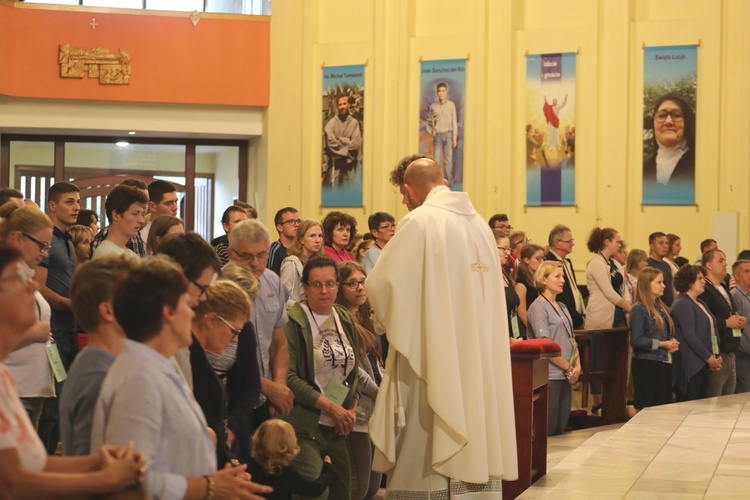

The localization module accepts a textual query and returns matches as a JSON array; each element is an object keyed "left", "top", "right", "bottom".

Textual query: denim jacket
[{"left": 630, "top": 303, "right": 673, "bottom": 362}]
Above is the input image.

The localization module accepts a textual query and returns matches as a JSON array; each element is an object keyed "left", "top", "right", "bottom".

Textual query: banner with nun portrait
[
  {"left": 642, "top": 45, "right": 697, "bottom": 205},
  {"left": 419, "top": 59, "right": 466, "bottom": 191},
  {"left": 322, "top": 64, "right": 364, "bottom": 207},
  {"left": 525, "top": 52, "right": 576, "bottom": 206}
]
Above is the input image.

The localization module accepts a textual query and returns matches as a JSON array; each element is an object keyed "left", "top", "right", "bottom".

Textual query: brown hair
[
  {"left": 586, "top": 227, "right": 618, "bottom": 253},
  {"left": 335, "top": 261, "right": 376, "bottom": 355},
  {"left": 146, "top": 215, "right": 184, "bottom": 255},
  {"left": 322, "top": 211, "right": 357, "bottom": 247},
  {"left": 286, "top": 220, "right": 323, "bottom": 263},
  {"left": 517, "top": 244, "right": 545, "bottom": 285},
  {"left": 634, "top": 267, "right": 675, "bottom": 335},
  {"left": 218, "top": 263, "right": 259, "bottom": 304},
  {"left": 71, "top": 255, "right": 139, "bottom": 332}
]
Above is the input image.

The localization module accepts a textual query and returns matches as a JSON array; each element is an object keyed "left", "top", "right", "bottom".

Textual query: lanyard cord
[{"left": 306, "top": 304, "right": 349, "bottom": 378}]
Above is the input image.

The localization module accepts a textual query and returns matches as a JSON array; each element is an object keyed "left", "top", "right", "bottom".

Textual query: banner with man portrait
[
  {"left": 642, "top": 45, "right": 697, "bottom": 205},
  {"left": 419, "top": 59, "right": 466, "bottom": 191},
  {"left": 525, "top": 52, "right": 576, "bottom": 206},
  {"left": 322, "top": 64, "right": 364, "bottom": 207}
]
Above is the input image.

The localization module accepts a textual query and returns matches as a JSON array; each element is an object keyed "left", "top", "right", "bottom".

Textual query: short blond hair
[
  {"left": 533, "top": 260, "right": 563, "bottom": 293},
  {"left": 219, "top": 263, "right": 259, "bottom": 304},
  {"left": 251, "top": 419, "right": 300, "bottom": 475},
  {"left": 194, "top": 280, "right": 251, "bottom": 322},
  {"left": 67, "top": 224, "right": 94, "bottom": 248}
]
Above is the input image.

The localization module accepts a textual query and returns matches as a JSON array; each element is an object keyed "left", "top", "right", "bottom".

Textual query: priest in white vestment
[{"left": 367, "top": 156, "right": 518, "bottom": 498}]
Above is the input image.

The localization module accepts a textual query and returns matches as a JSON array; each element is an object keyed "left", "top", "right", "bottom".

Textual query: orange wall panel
[{"left": 0, "top": 3, "right": 269, "bottom": 107}]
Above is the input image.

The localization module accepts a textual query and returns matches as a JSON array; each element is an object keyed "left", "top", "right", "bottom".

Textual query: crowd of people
[
  {"left": 491, "top": 214, "right": 750, "bottom": 434},
  {"left": 0, "top": 154, "right": 747, "bottom": 498}
]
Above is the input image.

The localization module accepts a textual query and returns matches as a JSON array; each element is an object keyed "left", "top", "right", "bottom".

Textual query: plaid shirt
[{"left": 90, "top": 226, "right": 146, "bottom": 258}]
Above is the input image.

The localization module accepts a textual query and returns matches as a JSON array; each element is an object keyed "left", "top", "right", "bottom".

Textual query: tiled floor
[{"left": 521, "top": 393, "right": 750, "bottom": 499}]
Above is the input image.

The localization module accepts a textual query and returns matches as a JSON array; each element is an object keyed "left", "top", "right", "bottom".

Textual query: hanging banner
[
  {"left": 525, "top": 52, "right": 576, "bottom": 206},
  {"left": 419, "top": 59, "right": 466, "bottom": 191},
  {"left": 642, "top": 45, "right": 697, "bottom": 205},
  {"left": 322, "top": 64, "right": 364, "bottom": 207}
]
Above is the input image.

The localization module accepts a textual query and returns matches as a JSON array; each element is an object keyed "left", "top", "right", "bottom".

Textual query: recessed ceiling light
[{"left": 116, "top": 141, "right": 129, "bottom": 147}]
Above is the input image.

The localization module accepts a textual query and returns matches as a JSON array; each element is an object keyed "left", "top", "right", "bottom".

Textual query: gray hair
[
  {"left": 548, "top": 224, "right": 571, "bottom": 247},
  {"left": 229, "top": 219, "right": 270, "bottom": 247}
]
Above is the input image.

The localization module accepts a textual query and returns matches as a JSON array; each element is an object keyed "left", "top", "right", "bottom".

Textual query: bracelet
[{"left": 204, "top": 475, "right": 215, "bottom": 500}]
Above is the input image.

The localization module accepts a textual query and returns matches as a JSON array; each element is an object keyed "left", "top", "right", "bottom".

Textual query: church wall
[
  {"left": 0, "top": 0, "right": 270, "bottom": 107},
  {"left": 266, "top": 0, "right": 750, "bottom": 274}
]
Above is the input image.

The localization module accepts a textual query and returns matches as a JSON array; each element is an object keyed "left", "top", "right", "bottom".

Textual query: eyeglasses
[
  {"left": 281, "top": 219, "right": 302, "bottom": 226},
  {"left": 306, "top": 280, "right": 338, "bottom": 290},
  {"left": 23, "top": 233, "right": 51, "bottom": 254},
  {"left": 512, "top": 238, "right": 530, "bottom": 246},
  {"left": 654, "top": 110, "right": 684, "bottom": 123},
  {"left": 495, "top": 224, "right": 513, "bottom": 231},
  {"left": 558, "top": 239, "right": 574, "bottom": 245},
  {"left": 190, "top": 278, "right": 208, "bottom": 299},
  {"left": 378, "top": 224, "right": 396, "bottom": 231},
  {"left": 216, "top": 315, "right": 242, "bottom": 339},
  {"left": 190, "top": 273, "right": 217, "bottom": 299},
  {"left": 532, "top": 256, "right": 545, "bottom": 262},
  {"left": 497, "top": 246, "right": 511, "bottom": 253},
  {"left": 341, "top": 279, "right": 366, "bottom": 289},
  {"left": 230, "top": 248, "right": 268, "bottom": 263}
]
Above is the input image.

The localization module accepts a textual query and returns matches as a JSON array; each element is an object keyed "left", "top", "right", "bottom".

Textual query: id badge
[
  {"left": 711, "top": 336, "right": 720, "bottom": 355},
  {"left": 733, "top": 328, "right": 742, "bottom": 338},
  {"left": 324, "top": 379, "right": 349, "bottom": 406},
  {"left": 45, "top": 343, "right": 67, "bottom": 382},
  {"left": 666, "top": 351, "right": 673, "bottom": 364},
  {"left": 511, "top": 313, "right": 521, "bottom": 339}
]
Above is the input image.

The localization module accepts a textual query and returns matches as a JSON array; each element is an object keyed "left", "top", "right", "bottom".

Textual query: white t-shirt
[
  {"left": 92, "top": 239, "right": 139, "bottom": 260},
  {"left": 5, "top": 290, "right": 54, "bottom": 398},
  {"left": 0, "top": 363, "right": 48, "bottom": 471},
  {"left": 303, "top": 306, "right": 355, "bottom": 427}
]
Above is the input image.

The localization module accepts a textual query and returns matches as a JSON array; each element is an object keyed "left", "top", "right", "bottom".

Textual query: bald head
[
  {"left": 399, "top": 157, "right": 447, "bottom": 211},
  {"left": 404, "top": 158, "right": 444, "bottom": 189}
]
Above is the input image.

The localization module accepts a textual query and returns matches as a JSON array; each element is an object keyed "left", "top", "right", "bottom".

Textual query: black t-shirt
[{"left": 647, "top": 258, "right": 674, "bottom": 307}]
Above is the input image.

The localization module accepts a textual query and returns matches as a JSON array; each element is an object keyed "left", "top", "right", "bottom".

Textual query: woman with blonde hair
[
  {"left": 0, "top": 203, "right": 56, "bottom": 429},
  {"left": 146, "top": 215, "right": 184, "bottom": 255},
  {"left": 281, "top": 220, "right": 324, "bottom": 307},
  {"left": 190, "top": 280, "right": 252, "bottom": 467},
  {"left": 527, "top": 260, "right": 580, "bottom": 435},
  {"left": 630, "top": 267, "right": 679, "bottom": 411},
  {"left": 67, "top": 224, "right": 94, "bottom": 265},
  {"left": 207, "top": 263, "right": 262, "bottom": 464},
  {"left": 248, "top": 419, "right": 332, "bottom": 499}
]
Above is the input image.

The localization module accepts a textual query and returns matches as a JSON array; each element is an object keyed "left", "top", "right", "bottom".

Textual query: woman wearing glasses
[
  {"left": 336, "top": 261, "right": 383, "bottom": 499},
  {"left": 0, "top": 204, "right": 56, "bottom": 429},
  {"left": 643, "top": 92, "right": 696, "bottom": 196},
  {"left": 515, "top": 243, "right": 546, "bottom": 334},
  {"left": 190, "top": 279, "right": 252, "bottom": 467},
  {"left": 281, "top": 220, "right": 324, "bottom": 307},
  {"left": 283, "top": 256, "right": 359, "bottom": 499},
  {"left": 495, "top": 231, "right": 522, "bottom": 342}
]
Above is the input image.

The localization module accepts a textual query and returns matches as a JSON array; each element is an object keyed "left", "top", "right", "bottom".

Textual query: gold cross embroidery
[{"left": 471, "top": 243, "right": 490, "bottom": 304}]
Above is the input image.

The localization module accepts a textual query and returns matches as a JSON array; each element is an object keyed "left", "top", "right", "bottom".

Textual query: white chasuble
[{"left": 367, "top": 186, "right": 518, "bottom": 498}]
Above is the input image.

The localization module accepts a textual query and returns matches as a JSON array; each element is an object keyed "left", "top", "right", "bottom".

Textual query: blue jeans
[{"left": 433, "top": 132, "right": 453, "bottom": 183}]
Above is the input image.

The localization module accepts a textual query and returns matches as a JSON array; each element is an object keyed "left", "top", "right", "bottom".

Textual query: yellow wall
[{"left": 265, "top": 0, "right": 750, "bottom": 274}]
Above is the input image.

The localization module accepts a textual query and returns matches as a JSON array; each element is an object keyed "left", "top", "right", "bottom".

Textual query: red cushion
[{"left": 510, "top": 338, "right": 560, "bottom": 354}]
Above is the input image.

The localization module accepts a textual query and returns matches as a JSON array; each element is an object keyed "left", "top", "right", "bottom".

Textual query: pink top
[
  {"left": 324, "top": 245, "right": 354, "bottom": 263},
  {"left": 0, "top": 363, "right": 47, "bottom": 472}
]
